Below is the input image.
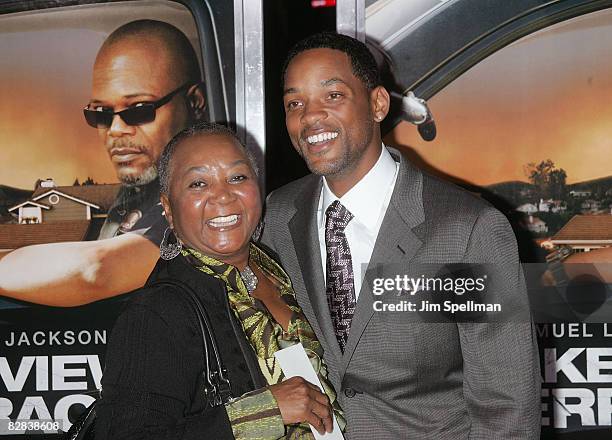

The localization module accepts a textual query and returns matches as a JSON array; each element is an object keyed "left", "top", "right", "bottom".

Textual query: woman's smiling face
[{"left": 161, "top": 132, "right": 261, "bottom": 267}]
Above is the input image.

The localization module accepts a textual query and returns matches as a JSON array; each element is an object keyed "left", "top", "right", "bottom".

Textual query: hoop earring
[
  {"left": 251, "top": 221, "right": 264, "bottom": 242},
  {"left": 160, "top": 227, "right": 182, "bottom": 260}
]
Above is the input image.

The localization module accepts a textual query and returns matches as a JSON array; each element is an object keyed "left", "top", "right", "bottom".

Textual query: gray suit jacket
[{"left": 261, "top": 148, "right": 541, "bottom": 439}]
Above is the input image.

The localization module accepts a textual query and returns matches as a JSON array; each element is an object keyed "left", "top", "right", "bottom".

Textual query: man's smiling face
[{"left": 283, "top": 48, "right": 380, "bottom": 180}]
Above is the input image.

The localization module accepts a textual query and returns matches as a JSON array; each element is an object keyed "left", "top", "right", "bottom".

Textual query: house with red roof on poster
[
  {"left": 0, "top": 179, "right": 120, "bottom": 254},
  {"left": 550, "top": 215, "right": 612, "bottom": 253}
]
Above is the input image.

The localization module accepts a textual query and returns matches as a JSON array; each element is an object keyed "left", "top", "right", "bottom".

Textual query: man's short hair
[
  {"left": 282, "top": 32, "right": 381, "bottom": 91},
  {"left": 158, "top": 123, "right": 259, "bottom": 195},
  {"left": 100, "top": 19, "right": 201, "bottom": 85}
]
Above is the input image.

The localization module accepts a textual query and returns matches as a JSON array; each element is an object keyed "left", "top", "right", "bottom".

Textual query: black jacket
[{"left": 95, "top": 255, "right": 266, "bottom": 439}]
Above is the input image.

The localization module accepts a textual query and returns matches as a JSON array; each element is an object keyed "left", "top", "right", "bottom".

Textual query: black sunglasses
[{"left": 83, "top": 83, "right": 193, "bottom": 128}]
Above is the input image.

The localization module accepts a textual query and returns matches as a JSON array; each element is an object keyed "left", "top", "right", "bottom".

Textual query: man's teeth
[
  {"left": 208, "top": 214, "right": 239, "bottom": 227},
  {"left": 307, "top": 132, "right": 338, "bottom": 144}
]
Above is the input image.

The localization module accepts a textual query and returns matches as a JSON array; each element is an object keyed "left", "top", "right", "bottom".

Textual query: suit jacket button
[{"left": 344, "top": 387, "right": 356, "bottom": 398}]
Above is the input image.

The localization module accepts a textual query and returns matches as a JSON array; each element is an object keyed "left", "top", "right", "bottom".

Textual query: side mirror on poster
[{"left": 391, "top": 91, "right": 436, "bottom": 141}]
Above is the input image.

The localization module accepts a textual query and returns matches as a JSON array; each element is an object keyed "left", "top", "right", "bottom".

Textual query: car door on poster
[
  {"left": 0, "top": 0, "right": 237, "bottom": 435},
  {"left": 365, "top": 1, "right": 612, "bottom": 437}
]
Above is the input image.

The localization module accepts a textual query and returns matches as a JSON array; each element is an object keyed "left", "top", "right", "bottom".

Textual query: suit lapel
[
  {"left": 288, "top": 178, "right": 343, "bottom": 363},
  {"left": 339, "top": 150, "right": 426, "bottom": 378}
]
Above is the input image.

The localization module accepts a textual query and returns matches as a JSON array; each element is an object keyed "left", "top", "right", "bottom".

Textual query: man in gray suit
[{"left": 261, "top": 33, "right": 541, "bottom": 439}]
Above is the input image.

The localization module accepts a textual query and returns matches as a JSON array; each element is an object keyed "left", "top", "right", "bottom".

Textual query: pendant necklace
[{"left": 240, "top": 265, "right": 259, "bottom": 294}]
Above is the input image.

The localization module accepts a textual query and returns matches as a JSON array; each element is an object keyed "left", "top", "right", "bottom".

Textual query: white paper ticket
[{"left": 274, "top": 343, "right": 344, "bottom": 440}]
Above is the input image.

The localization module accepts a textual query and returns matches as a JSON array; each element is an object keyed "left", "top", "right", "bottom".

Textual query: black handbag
[{"left": 64, "top": 279, "right": 233, "bottom": 439}]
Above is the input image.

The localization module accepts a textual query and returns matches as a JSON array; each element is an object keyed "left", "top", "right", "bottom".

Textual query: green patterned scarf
[{"left": 183, "top": 243, "right": 304, "bottom": 384}]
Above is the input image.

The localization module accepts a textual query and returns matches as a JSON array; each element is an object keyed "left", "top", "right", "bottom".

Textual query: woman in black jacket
[{"left": 95, "top": 123, "right": 344, "bottom": 439}]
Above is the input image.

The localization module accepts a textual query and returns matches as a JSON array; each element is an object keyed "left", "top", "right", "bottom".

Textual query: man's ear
[
  {"left": 160, "top": 194, "right": 174, "bottom": 230},
  {"left": 370, "top": 85, "right": 390, "bottom": 122},
  {"left": 186, "top": 83, "right": 206, "bottom": 122}
]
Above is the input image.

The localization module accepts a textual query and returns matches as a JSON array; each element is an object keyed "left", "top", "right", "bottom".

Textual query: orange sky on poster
[
  {"left": 0, "top": 77, "right": 119, "bottom": 189},
  {"left": 0, "top": 30, "right": 117, "bottom": 190},
  {"left": 1, "top": 11, "right": 611, "bottom": 191},
  {"left": 386, "top": 12, "right": 612, "bottom": 186},
  {"left": 387, "top": 81, "right": 612, "bottom": 186}
]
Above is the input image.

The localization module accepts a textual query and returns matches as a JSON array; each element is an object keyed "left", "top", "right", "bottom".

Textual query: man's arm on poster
[{"left": 0, "top": 233, "right": 159, "bottom": 306}]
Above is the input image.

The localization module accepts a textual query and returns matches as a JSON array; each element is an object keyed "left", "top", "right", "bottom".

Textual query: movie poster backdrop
[
  {"left": 0, "top": 1, "right": 234, "bottom": 436},
  {"left": 1, "top": 2, "right": 611, "bottom": 439}
]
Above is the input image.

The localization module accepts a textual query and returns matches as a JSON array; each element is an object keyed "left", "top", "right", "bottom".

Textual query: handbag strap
[
  {"left": 150, "top": 279, "right": 233, "bottom": 407},
  {"left": 64, "top": 279, "right": 233, "bottom": 439}
]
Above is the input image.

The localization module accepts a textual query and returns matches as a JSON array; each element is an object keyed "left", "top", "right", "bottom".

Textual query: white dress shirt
[{"left": 317, "top": 146, "right": 399, "bottom": 299}]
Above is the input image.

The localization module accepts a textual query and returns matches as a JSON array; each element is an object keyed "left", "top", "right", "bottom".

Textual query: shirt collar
[{"left": 318, "top": 146, "right": 397, "bottom": 231}]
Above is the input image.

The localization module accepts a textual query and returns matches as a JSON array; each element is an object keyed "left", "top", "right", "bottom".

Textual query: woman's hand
[{"left": 268, "top": 376, "right": 333, "bottom": 435}]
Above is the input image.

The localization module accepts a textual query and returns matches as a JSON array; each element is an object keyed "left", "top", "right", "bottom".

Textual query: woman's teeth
[
  {"left": 208, "top": 214, "right": 239, "bottom": 227},
  {"left": 307, "top": 131, "right": 338, "bottom": 144}
]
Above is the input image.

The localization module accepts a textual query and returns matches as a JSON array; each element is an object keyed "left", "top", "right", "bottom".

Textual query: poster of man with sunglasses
[
  {"left": 0, "top": 2, "right": 235, "bottom": 433},
  {"left": 87, "top": 81, "right": 201, "bottom": 241},
  {"left": 0, "top": 20, "right": 205, "bottom": 305}
]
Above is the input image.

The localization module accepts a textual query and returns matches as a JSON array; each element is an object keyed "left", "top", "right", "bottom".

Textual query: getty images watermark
[
  {"left": 366, "top": 263, "right": 532, "bottom": 322},
  {"left": 372, "top": 273, "right": 496, "bottom": 314}
]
